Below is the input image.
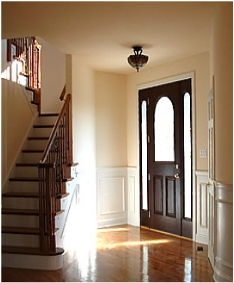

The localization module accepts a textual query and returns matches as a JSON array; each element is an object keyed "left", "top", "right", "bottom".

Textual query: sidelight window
[
  {"left": 141, "top": 101, "right": 148, "bottom": 210},
  {"left": 184, "top": 92, "right": 192, "bottom": 219}
]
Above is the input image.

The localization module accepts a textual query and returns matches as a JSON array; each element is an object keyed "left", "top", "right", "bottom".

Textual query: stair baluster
[{"left": 38, "top": 94, "right": 72, "bottom": 253}]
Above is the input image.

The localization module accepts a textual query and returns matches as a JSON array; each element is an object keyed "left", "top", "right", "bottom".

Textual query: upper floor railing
[{"left": 7, "top": 37, "right": 41, "bottom": 109}]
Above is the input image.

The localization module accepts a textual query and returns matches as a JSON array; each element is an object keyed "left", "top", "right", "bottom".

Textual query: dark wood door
[{"left": 139, "top": 79, "right": 192, "bottom": 238}]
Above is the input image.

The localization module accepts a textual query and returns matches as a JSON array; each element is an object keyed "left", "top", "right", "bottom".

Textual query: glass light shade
[{"left": 127, "top": 46, "right": 148, "bottom": 72}]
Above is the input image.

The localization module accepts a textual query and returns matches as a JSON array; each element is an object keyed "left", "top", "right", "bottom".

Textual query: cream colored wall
[
  {"left": 70, "top": 55, "right": 97, "bottom": 227},
  {"left": 71, "top": 68, "right": 127, "bottom": 169},
  {"left": 71, "top": 55, "right": 96, "bottom": 171},
  {"left": 208, "top": 5, "right": 233, "bottom": 281},
  {"left": 1, "top": 79, "right": 35, "bottom": 187},
  {"left": 95, "top": 72, "right": 127, "bottom": 167},
  {"left": 210, "top": 3, "right": 232, "bottom": 183},
  {"left": 127, "top": 52, "right": 210, "bottom": 171},
  {"left": 39, "top": 37, "right": 66, "bottom": 114}
]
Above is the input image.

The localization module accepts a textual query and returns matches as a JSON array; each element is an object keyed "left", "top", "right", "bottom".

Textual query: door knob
[{"left": 174, "top": 173, "right": 180, "bottom": 179}]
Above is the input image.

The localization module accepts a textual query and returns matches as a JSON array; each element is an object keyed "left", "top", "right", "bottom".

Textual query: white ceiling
[{"left": 1, "top": 1, "right": 225, "bottom": 74}]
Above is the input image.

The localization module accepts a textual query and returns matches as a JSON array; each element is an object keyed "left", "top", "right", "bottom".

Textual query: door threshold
[{"left": 140, "top": 225, "right": 193, "bottom": 242}]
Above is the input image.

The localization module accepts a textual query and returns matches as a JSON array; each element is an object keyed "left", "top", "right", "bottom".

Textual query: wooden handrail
[
  {"left": 38, "top": 93, "right": 72, "bottom": 253},
  {"left": 59, "top": 85, "right": 66, "bottom": 101}
]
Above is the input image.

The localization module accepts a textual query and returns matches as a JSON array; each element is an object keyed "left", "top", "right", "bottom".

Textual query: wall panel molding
[
  {"left": 214, "top": 181, "right": 233, "bottom": 282},
  {"left": 127, "top": 167, "right": 139, "bottom": 226},
  {"left": 208, "top": 181, "right": 215, "bottom": 269},
  {"left": 99, "top": 177, "right": 125, "bottom": 215},
  {"left": 96, "top": 167, "right": 128, "bottom": 228},
  {"left": 96, "top": 167, "right": 139, "bottom": 228},
  {"left": 195, "top": 171, "right": 208, "bottom": 244}
]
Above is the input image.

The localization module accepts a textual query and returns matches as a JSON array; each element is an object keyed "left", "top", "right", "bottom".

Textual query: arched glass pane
[
  {"left": 141, "top": 101, "right": 148, "bottom": 210},
  {"left": 154, "top": 97, "right": 174, "bottom": 161},
  {"left": 184, "top": 92, "right": 192, "bottom": 219}
]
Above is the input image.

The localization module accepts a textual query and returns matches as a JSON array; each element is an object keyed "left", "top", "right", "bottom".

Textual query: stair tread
[
  {"left": 2, "top": 226, "right": 39, "bottom": 234},
  {"left": 55, "top": 210, "right": 65, "bottom": 216},
  {"left": 22, "top": 149, "right": 44, "bottom": 153},
  {"left": 2, "top": 208, "right": 64, "bottom": 215},
  {"left": 2, "top": 208, "right": 39, "bottom": 215},
  {"left": 39, "top": 113, "right": 59, "bottom": 117},
  {"left": 9, "top": 176, "right": 71, "bottom": 182},
  {"left": 33, "top": 125, "right": 54, "bottom": 128},
  {"left": 68, "top": 162, "right": 79, "bottom": 167},
  {"left": 2, "top": 191, "right": 39, "bottom": 198},
  {"left": 2, "top": 226, "right": 59, "bottom": 234},
  {"left": 3, "top": 191, "right": 69, "bottom": 199},
  {"left": 2, "top": 245, "right": 64, "bottom": 256},
  {"left": 28, "top": 136, "right": 49, "bottom": 140},
  {"left": 15, "top": 162, "right": 39, "bottom": 167},
  {"left": 57, "top": 192, "right": 69, "bottom": 198},
  {"left": 62, "top": 177, "right": 74, "bottom": 182},
  {"left": 9, "top": 177, "right": 41, "bottom": 181}
]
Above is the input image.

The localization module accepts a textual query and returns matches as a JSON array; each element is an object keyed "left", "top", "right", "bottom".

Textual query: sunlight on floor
[
  {"left": 62, "top": 189, "right": 172, "bottom": 252},
  {"left": 97, "top": 227, "right": 129, "bottom": 233},
  {"left": 183, "top": 257, "right": 192, "bottom": 282},
  {"left": 105, "top": 239, "right": 171, "bottom": 249},
  {"left": 62, "top": 185, "right": 97, "bottom": 252}
]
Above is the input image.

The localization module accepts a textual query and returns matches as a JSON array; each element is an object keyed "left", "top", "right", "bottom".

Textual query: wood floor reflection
[{"left": 1, "top": 225, "right": 214, "bottom": 282}]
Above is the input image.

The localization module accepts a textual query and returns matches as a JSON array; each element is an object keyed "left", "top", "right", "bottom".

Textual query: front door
[{"left": 139, "top": 78, "right": 192, "bottom": 238}]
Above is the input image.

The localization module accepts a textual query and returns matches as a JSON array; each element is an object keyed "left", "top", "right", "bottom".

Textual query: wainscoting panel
[
  {"left": 195, "top": 171, "right": 208, "bottom": 244},
  {"left": 99, "top": 177, "right": 125, "bottom": 215},
  {"left": 208, "top": 181, "right": 215, "bottom": 270},
  {"left": 214, "top": 182, "right": 233, "bottom": 282},
  {"left": 97, "top": 167, "right": 128, "bottom": 228},
  {"left": 127, "top": 167, "right": 139, "bottom": 226}
]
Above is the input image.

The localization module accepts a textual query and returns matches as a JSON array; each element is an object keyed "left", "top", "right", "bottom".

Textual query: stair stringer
[{"left": 2, "top": 110, "right": 38, "bottom": 193}]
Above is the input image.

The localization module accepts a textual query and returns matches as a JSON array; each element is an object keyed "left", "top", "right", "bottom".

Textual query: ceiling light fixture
[{"left": 127, "top": 46, "right": 148, "bottom": 72}]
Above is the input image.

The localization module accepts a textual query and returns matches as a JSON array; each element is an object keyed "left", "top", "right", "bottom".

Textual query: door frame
[{"left": 137, "top": 72, "right": 196, "bottom": 240}]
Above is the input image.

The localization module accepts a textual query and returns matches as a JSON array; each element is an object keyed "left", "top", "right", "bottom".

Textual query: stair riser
[
  {"left": 2, "top": 198, "right": 39, "bottom": 210},
  {"left": 21, "top": 152, "right": 43, "bottom": 163},
  {"left": 35, "top": 116, "right": 58, "bottom": 125},
  {"left": 2, "top": 214, "right": 39, "bottom": 228},
  {"left": 26, "top": 139, "right": 48, "bottom": 150},
  {"left": 32, "top": 127, "right": 53, "bottom": 137},
  {"left": 2, "top": 234, "right": 39, "bottom": 248},
  {"left": 14, "top": 166, "right": 38, "bottom": 178},
  {"left": 6, "top": 181, "right": 39, "bottom": 193}
]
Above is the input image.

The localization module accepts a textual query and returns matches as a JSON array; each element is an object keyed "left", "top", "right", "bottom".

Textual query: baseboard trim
[
  {"left": 214, "top": 256, "right": 233, "bottom": 282},
  {"left": 97, "top": 218, "right": 127, "bottom": 228}
]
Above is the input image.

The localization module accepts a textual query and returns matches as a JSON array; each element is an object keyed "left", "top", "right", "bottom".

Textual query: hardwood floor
[{"left": 1, "top": 225, "right": 214, "bottom": 282}]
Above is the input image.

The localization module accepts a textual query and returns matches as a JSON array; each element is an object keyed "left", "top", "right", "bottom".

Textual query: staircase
[{"left": 2, "top": 112, "right": 72, "bottom": 270}]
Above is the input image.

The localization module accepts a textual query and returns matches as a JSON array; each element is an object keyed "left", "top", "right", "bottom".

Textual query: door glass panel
[
  {"left": 141, "top": 101, "right": 148, "bottom": 210},
  {"left": 154, "top": 97, "right": 174, "bottom": 161},
  {"left": 184, "top": 92, "right": 192, "bottom": 219}
]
